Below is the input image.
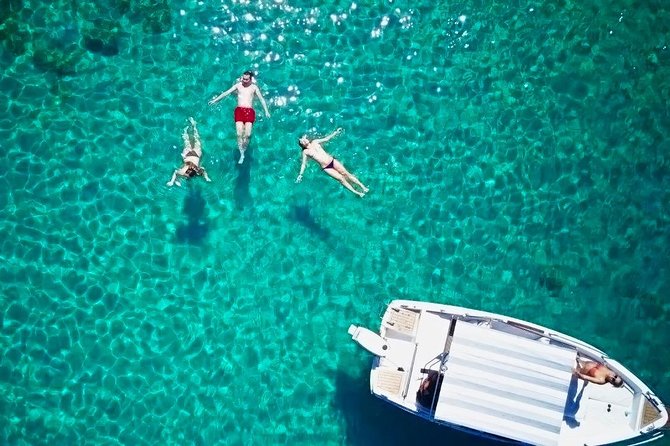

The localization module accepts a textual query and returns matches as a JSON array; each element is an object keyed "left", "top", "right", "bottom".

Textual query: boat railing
[
  {"left": 506, "top": 319, "right": 603, "bottom": 353},
  {"left": 442, "top": 315, "right": 458, "bottom": 359},
  {"left": 402, "top": 342, "right": 419, "bottom": 398},
  {"left": 508, "top": 319, "right": 609, "bottom": 355}
]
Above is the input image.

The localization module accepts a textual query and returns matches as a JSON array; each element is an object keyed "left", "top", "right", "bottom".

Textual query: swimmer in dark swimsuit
[
  {"left": 167, "top": 117, "right": 212, "bottom": 187},
  {"left": 295, "top": 127, "right": 369, "bottom": 198},
  {"left": 322, "top": 158, "right": 336, "bottom": 170},
  {"left": 574, "top": 357, "right": 624, "bottom": 387}
]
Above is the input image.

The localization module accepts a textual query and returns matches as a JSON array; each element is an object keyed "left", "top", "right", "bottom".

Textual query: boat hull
[
  {"left": 351, "top": 300, "right": 668, "bottom": 446},
  {"left": 372, "top": 389, "right": 667, "bottom": 445}
]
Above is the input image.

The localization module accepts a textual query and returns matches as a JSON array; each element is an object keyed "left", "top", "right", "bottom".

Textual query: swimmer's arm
[
  {"left": 202, "top": 168, "right": 212, "bottom": 182},
  {"left": 166, "top": 170, "right": 181, "bottom": 187},
  {"left": 167, "top": 165, "right": 188, "bottom": 186},
  {"left": 255, "top": 86, "right": 271, "bottom": 117},
  {"left": 209, "top": 84, "right": 238, "bottom": 105},
  {"left": 313, "top": 127, "right": 343, "bottom": 144},
  {"left": 295, "top": 152, "right": 308, "bottom": 183}
]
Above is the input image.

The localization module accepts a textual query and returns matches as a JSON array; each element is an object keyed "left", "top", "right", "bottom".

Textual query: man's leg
[
  {"left": 244, "top": 122, "right": 254, "bottom": 147},
  {"left": 237, "top": 122, "right": 253, "bottom": 164},
  {"left": 235, "top": 121, "right": 245, "bottom": 164}
]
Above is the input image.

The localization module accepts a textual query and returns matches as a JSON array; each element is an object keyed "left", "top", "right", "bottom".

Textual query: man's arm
[
  {"left": 209, "top": 84, "right": 238, "bottom": 105},
  {"left": 255, "top": 86, "right": 271, "bottom": 117},
  {"left": 313, "top": 127, "right": 342, "bottom": 144},
  {"left": 295, "top": 152, "right": 308, "bottom": 183}
]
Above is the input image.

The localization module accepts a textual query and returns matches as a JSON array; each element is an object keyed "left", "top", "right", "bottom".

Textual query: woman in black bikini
[
  {"left": 167, "top": 117, "right": 212, "bottom": 187},
  {"left": 295, "top": 127, "right": 369, "bottom": 197}
]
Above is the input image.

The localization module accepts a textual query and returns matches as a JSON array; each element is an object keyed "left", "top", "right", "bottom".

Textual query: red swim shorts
[{"left": 234, "top": 107, "right": 256, "bottom": 124}]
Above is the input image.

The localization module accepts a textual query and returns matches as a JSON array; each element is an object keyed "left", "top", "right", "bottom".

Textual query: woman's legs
[
  {"left": 323, "top": 168, "right": 365, "bottom": 197},
  {"left": 180, "top": 126, "right": 192, "bottom": 158},
  {"left": 346, "top": 171, "right": 368, "bottom": 192},
  {"left": 334, "top": 160, "right": 368, "bottom": 192},
  {"left": 191, "top": 123, "right": 203, "bottom": 157}
]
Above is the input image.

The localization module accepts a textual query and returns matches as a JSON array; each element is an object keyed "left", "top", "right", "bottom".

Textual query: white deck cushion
[{"left": 434, "top": 321, "right": 576, "bottom": 446}]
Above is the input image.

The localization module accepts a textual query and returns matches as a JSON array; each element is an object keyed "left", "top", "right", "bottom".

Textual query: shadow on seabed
[
  {"left": 234, "top": 150, "right": 252, "bottom": 209},
  {"left": 290, "top": 204, "right": 332, "bottom": 242},
  {"left": 333, "top": 369, "right": 501, "bottom": 446},
  {"left": 176, "top": 187, "right": 209, "bottom": 244}
]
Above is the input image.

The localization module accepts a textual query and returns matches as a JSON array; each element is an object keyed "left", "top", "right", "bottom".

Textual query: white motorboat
[{"left": 348, "top": 300, "right": 668, "bottom": 445}]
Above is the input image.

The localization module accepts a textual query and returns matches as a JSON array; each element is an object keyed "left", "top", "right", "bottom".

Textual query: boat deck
[
  {"left": 560, "top": 378, "right": 636, "bottom": 445},
  {"left": 369, "top": 303, "right": 652, "bottom": 446}
]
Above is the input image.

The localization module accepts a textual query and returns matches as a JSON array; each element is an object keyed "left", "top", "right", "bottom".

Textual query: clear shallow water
[{"left": 1, "top": 0, "right": 669, "bottom": 444}]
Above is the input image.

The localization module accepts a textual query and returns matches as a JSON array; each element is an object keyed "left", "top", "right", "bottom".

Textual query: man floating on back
[{"left": 208, "top": 71, "right": 271, "bottom": 165}]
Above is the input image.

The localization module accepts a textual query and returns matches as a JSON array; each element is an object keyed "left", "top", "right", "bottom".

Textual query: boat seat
[
  {"left": 376, "top": 368, "right": 405, "bottom": 395},
  {"left": 640, "top": 398, "right": 663, "bottom": 429},
  {"left": 383, "top": 307, "right": 419, "bottom": 337}
]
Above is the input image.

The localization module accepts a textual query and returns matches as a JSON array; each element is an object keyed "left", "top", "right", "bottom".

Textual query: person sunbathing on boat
[{"left": 574, "top": 358, "right": 624, "bottom": 387}]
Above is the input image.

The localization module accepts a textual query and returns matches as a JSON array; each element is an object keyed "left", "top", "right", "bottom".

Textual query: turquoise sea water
[{"left": 1, "top": 0, "right": 669, "bottom": 444}]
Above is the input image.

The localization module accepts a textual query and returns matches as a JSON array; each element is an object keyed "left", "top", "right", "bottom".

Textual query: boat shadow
[{"left": 333, "top": 370, "right": 499, "bottom": 446}]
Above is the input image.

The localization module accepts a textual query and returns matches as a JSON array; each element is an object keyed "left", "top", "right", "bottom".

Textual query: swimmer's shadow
[
  {"left": 176, "top": 188, "right": 209, "bottom": 244},
  {"left": 234, "top": 151, "right": 252, "bottom": 209},
  {"left": 291, "top": 205, "right": 331, "bottom": 242}
]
